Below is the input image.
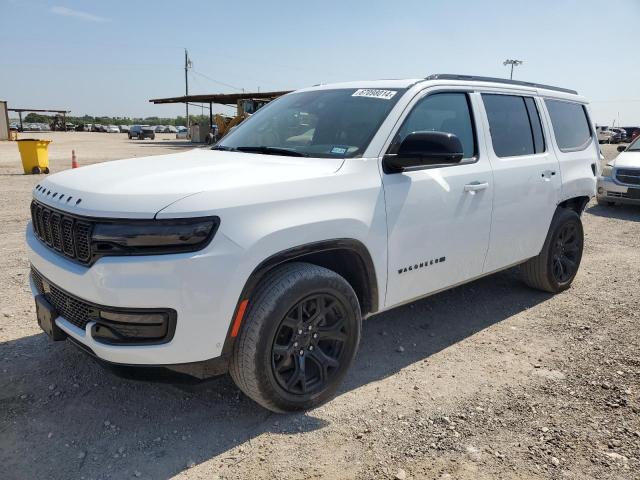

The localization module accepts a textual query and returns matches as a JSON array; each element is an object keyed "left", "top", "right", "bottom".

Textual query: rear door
[{"left": 479, "top": 92, "right": 562, "bottom": 272}]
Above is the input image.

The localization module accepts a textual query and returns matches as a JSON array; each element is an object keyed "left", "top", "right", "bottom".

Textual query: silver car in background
[{"left": 597, "top": 138, "right": 640, "bottom": 206}]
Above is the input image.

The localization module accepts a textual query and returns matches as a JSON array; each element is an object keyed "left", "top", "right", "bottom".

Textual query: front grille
[
  {"left": 616, "top": 168, "right": 640, "bottom": 186},
  {"left": 31, "top": 201, "right": 93, "bottom": 264},
  {"left": 31, "top": 267, "right": 97, "bottom": 330},
  {"left": 607, "top": 188, "right": 640, "bottom": 200}
]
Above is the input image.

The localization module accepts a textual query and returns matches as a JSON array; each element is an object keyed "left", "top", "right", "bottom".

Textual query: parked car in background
[
  {"left": 597, "top": 136, "right": 640, "bottom": 206},
  {"left": 27, "top": 75, "right": 597, "bottom": 412},
  {"left": 610, "top": 127, "right": 627, "bottom": 143},
  {"left": 105, "top": 125, "right": 120, "bottom": 133},
  {"left": 164, "top": 125, "right": 178, "bottom": 133},
  {"left": 176, "top": 126, "right": 188, "bottom": 139},
  {"left": 154, "top": 125, "right": 166, "bottom": 133},
  {"left": 621, "top": 126, "right": 640, "bottom": 142},
  {"left": 128, "top": 125, "right": 146, "bottom": 139},
  {"left": 76, "top": 124, "right": 92, "bottom": 132},
  {"left": 597, "top": 126, "right": 619, "bottom": 144},
  {"left": 139, "top": 126, "right": 156, "bottom": 140},
  {"left": 119, "top": 125, "right": 130, "bottom": 133},
  {"left": 92, "top": 124, "right": 103, "bottom": 132}
]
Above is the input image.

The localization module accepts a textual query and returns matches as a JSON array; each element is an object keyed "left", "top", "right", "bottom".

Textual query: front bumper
[
  {"left": 597, "top": 176, "right": 640, "bottom": 205},
  {"left": 26, "top": 223, "right": 243, "bottom": 366}
]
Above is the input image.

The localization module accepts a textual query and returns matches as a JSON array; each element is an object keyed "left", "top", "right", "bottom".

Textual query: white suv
[{"left": 27, "top": 74, "right": 598, "bottom": 412}]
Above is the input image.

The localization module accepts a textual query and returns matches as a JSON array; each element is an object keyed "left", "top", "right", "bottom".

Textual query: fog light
[
  {"left": 92, "top": 309, "right": 176, "bottom": 345},
  {"left": 598, "top": 187, "right": 604, "bottom": 194},
  {"left": 100, "top": 311, "right": 167, "bottom": 324}
]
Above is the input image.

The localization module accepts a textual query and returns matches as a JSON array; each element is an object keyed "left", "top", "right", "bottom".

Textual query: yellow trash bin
[{"left": 17, "top": 139, "right": 51, "bottom": 174}]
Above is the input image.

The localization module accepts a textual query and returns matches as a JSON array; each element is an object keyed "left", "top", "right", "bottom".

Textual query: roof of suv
[{"left": 299, "top": 74, "right": 580, "bottom": 98}]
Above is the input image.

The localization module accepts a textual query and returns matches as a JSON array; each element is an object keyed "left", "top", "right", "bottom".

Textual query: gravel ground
[{"left": 1, "top": 134, "right": 638, "bottom": 480}]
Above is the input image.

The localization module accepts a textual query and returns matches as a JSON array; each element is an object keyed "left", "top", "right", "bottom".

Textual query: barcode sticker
[{"left": 352, "top": 89, "right": 397, "bottom": 100}]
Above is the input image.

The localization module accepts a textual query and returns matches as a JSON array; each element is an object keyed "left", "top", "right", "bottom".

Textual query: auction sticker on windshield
[{"left": 352, "top": 89, "right": 397, "bottom": 100}]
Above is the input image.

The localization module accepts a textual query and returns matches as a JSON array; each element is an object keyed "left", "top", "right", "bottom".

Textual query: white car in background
[
  {"left": 105, "top": 125, "right": 120, "bottom": 133},
  {"left": 176, "top": 127, "right": 188, "bottom": 139},
  {"left": 597, "top": 137, "right": 640, "bottom": 206},
  {"left": 596, "top": 126, "right": 617, "bottom": 144}
]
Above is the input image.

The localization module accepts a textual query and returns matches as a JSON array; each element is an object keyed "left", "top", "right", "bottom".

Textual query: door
[
  {"left": 479, "top": 93, "right": 562, "bottom": 272},
  {"left": 382, "top": 91, "right": 493, "bottom": 307}
]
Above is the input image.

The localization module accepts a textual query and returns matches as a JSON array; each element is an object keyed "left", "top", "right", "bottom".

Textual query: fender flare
[{"left": 220, "top": 238, "right": 379, "bottom": 357}]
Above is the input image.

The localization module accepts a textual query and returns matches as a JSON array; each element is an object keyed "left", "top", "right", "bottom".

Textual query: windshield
[
  {"left": 215, "top": 88, "right": 405, "bottom": 158},
  {"left": 628, "top": 137, "right": 640, "bottom": 151}
]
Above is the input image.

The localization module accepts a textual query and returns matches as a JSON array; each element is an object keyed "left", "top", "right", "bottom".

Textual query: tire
[
  {"left": 229, "top": 262, "right": 361, "bottom": 413},
  {"left": 31, "top": 166, "right": 41, "bottom": 174},
  {"left": 151, "top": 134, "right": 155, "bottom": 140},
  {"left": 520, "top": 208, "right": 584, "bottom": 293},
  {"left": 128, "top": 133, "right": 132, "bottom": 139},
  {"left": 43, "top": 167, "right": 50, "bottom": 174}
]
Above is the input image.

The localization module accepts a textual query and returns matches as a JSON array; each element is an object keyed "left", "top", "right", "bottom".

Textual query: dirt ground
[{"left": 1, "top": 133, "right": 639, "bottom": 480}]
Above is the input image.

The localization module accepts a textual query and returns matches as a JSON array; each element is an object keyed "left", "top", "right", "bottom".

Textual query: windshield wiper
[
  {"left": 211, "top": 145, "right": 237, "bottom": 151},
  {"left": 235, "top": 146, "right": 309, "bottom": 157}
]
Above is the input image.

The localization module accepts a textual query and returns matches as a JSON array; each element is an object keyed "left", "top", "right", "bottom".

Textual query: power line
[{"left": 190, "top": 69, "right": 244, "bottom": 92}]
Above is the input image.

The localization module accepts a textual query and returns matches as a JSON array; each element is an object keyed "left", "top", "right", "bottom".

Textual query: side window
[
  {"left": 545, "top": 99, "right": 593, "bottom": 152},
  {"left": 395, "top": 92, "right": 476, "bottom": 160},
  {"left": 482, "top": 94, "right": 542, "bottom": 157}
]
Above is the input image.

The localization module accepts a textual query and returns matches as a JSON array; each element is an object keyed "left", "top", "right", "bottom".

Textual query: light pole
[
  {"left": 184, "top": 49, "right": 192, "bottom": 129},
  {"left": 503, "top": 59, "right": 523, "bottom": 79}
]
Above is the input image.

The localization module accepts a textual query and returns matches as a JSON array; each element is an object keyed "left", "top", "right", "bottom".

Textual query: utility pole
[
  {"left": 503, "top": 59, "right": 523, "bottom": 79},
  {"left": 184, "top": 49, "right": 192, "bottom": 129}
]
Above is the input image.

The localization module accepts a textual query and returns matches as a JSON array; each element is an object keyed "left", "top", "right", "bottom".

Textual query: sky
[{"left": 1, "top": 0, "right": 639, "bottom": 125}]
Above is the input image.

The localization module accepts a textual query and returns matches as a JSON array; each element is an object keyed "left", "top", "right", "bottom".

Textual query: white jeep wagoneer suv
[{"left": 27, "top": 74, "right": 598, "bottom": 412}]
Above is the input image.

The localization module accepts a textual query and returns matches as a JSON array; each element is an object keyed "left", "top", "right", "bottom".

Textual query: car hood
[
  {"left": 33, "top": 149, "right": 345, "bottom": 219},
  {"left": 612, "top": 151, "right": 640, "bottom": 169}
]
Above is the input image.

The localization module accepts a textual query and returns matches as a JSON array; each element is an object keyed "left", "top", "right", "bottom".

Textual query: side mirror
[
  {"left": 383, "top": 131, "right": 464, "bottom": 173},
  {"left": 617, "top": 145, "right": 626, "bottom": 153}
]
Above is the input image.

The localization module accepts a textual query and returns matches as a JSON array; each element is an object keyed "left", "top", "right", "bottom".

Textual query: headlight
[{"left": 92, "top": 217, "right": 219, "bottom": 256}]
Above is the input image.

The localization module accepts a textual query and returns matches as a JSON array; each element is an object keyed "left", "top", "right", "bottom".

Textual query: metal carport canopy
[{"left": 149, "top": 91, "right": 292, "bottom": 105}]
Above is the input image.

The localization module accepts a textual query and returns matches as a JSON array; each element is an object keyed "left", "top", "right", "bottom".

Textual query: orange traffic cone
[{"left": 71, "top": 150, "right": 79, "bottom": 169}]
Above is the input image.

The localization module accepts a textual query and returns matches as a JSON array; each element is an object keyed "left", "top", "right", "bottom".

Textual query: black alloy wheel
[
  {"left": 271, "top": 294, "right": 348, "bottom": 395},
  {"left": 229, "top": 262, "right": 361, "bottom": 412},
  {"left": 551, "top": 222, "right": 582, "bottom": 283}
]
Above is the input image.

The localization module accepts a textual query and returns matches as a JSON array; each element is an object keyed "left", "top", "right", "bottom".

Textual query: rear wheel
[
  {"left": 521, "top": 208, "right": 584, "bottom": 293},
  {"left": 31, "top": 166, "right": 41, "bottom": 174},
  {"left": 229, "top": 262, "right": 361, "bottom": 413}
]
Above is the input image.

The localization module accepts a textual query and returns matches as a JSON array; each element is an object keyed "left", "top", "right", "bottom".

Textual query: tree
[{"left": 24, "top": 113, "right": 51, "bottom": 123}]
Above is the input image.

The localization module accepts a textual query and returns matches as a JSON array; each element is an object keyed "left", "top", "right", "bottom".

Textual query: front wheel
[
  {"left": 229, "top": 262, "right": 361, "bottom": 413},
  {"left": 521, "top": 208, "right": 584, "bottom": 293}
]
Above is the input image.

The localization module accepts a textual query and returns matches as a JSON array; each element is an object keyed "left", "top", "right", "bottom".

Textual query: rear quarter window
[{"left": 544, "top": 99, "right": 593, "bottom": 152}]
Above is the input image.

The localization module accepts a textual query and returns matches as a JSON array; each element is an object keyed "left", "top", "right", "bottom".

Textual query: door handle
[{"left": 464, "top": 182, "right": 489, "bottom": 194}]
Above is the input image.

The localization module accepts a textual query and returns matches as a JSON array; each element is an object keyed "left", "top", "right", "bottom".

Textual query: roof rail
[{"left": 424, "top": 74, "right": 578, "bottom": 95}]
